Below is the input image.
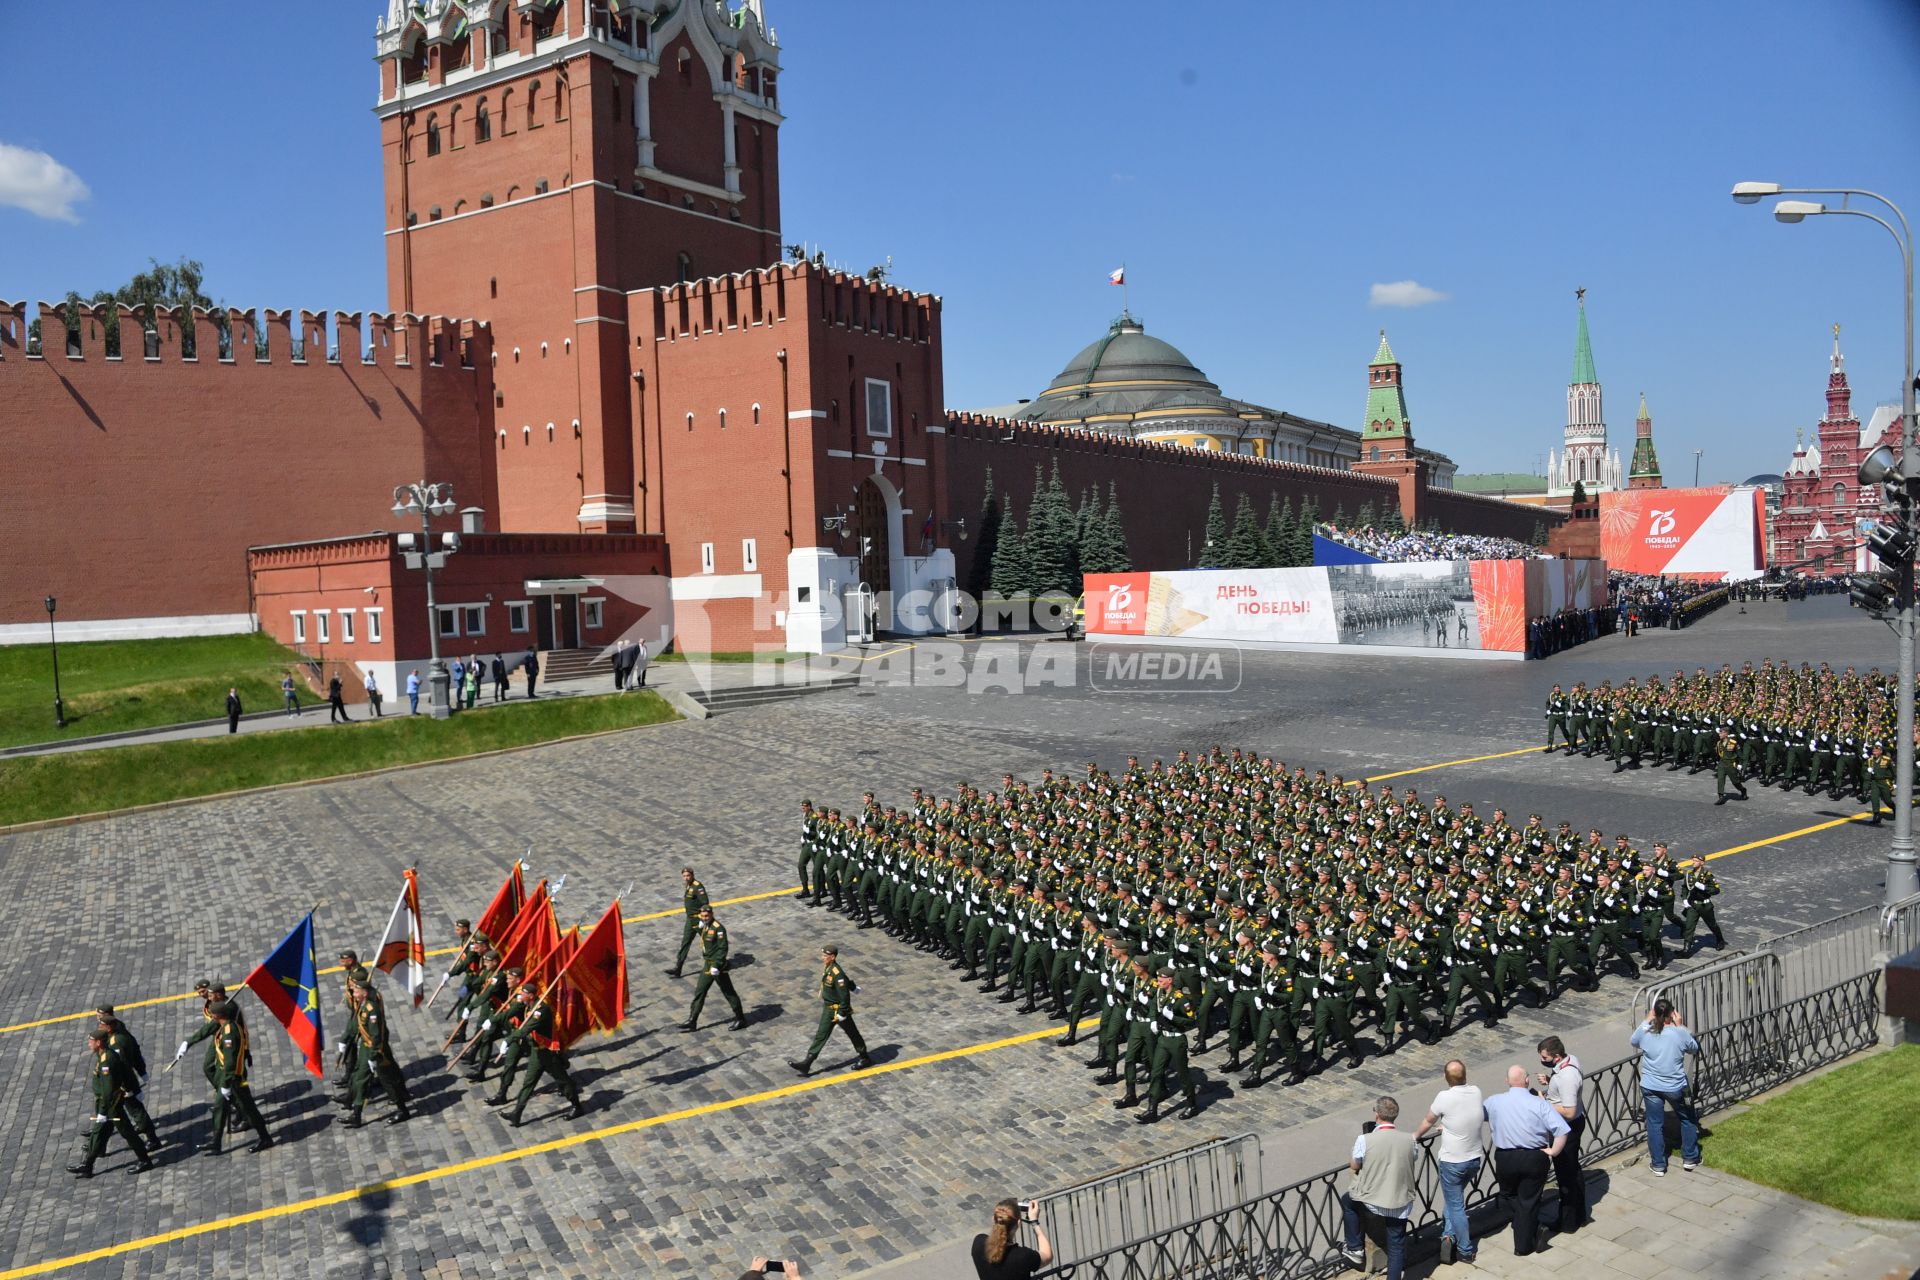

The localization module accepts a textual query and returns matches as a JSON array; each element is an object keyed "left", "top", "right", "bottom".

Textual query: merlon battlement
[
  {"left": 0, "top": 299, "right": 491, "bottom": 373},
  {"left": 635, "top": 262, "right": 938, "bottom": 344}
]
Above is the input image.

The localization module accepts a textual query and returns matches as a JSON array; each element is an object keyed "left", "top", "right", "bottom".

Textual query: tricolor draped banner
[{"left": 373, "top": 868, "right": 428, "bottom": 1007}]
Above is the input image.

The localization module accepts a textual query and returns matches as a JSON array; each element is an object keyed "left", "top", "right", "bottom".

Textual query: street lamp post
[
  {"left": 45, "top": 595, "right": 64, "bottom": 728},
  {"left": 392, "top": 482, "right": 461, "bottom": 721},
  {"left": 1693, "top": 449, "right": 1703, "bottom": 488},
  {"left": 1733, "top": 181, "right": 1917, "bottom": 906}
]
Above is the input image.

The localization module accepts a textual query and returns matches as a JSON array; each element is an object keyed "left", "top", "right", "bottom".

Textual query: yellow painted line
[
  {"left": 0, "top": 1016, "right": 1085, "bottom": 1280},
  {"left": 1360, "top": 745, "right": 1548, "bottom": 784},
  {"left": 1704, "top": 812, "right": 1871, "bottom": 861},
  {"left": 0, "top": 887, "right": 803, "bottom": 1036}
]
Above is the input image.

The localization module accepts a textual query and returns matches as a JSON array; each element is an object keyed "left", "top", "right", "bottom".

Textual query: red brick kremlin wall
[{"left": 0, "top": 301, "right": 496, "bottom": 627}]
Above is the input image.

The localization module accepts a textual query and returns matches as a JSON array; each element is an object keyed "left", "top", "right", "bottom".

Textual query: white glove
[
  {"left": 708, "top": 967, "right": 719, "bottom": 976},
  {"left": 334, "top": 1041, "right": 347, "bottom": 1055},
  {"left": 480, "top": 1021, "right": 492, "bottom": 1032},
  {"left": 832, "top": 1013, "right": 843, "bottom": 1024},
  {"left": 175, "top": 1042, "right": 188, "bottom": 1060},
  {"left": 220, "top": 1087, "right": 232, "bottom": 1098},
  {"left": 494, "top": 1041, "right": 507, "bottom": 1059},
  {"left": 93, "top": 1113, "right": 109, "bottom": 1124}
]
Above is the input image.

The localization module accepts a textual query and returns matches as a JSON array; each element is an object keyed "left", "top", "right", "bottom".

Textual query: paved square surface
[{"left": 0, "top": 596, "right": 1908, "bottom": 1278}]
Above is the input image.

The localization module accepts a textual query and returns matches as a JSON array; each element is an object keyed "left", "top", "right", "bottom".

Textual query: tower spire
[
  {"left": 1571, "top": 288, "right": 1597, "bottom": 386},
  {"left": 1831, "top": 321, "right": 1844, "bottom": 373},
  {"left": 1628, "top": 391, "right": 1662, "bottom": 489}
]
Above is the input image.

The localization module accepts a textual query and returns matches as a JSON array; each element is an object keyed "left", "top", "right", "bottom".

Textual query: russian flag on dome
[{"left": 1108, "top": 267, "right": 1126, "bottom": 286}]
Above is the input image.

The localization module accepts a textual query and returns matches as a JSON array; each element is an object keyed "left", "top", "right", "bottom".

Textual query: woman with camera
[
  {"left": 972, "top": 1199, "right": 1054, "bottom": 1279},
  {"left": 1631, "top": 997, "right": 1702, "bottom": 1175}
]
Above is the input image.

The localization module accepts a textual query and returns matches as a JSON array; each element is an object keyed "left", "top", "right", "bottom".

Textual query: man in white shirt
[
  {"left": 364, "top": 669, "right": 382, "bottom": 717},
  {"left": 1538, "top": 1034, "right": 1588, "bottom": 1232},
  {"left": 1415, "top": 1059, "right": 1485, "bottom": 1264}
]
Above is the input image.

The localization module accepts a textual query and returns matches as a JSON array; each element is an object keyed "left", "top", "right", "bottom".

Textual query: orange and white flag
[{"left": 373, "top": 868, "right": 428, "bottom": 1007}]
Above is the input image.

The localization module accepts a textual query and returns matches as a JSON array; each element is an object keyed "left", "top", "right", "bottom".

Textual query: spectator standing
[
  {"left": 464, "top": 658, "right": 480, "bottom": 709},
  {"left": 491, "top": 655, "right": 509, "bottom": 702},
  {"left": 225, "top": 687, "right": 243, "bottom": 734},
  {"left": 524, "top": 648, "right": 539, "bottom": 699},
  {"left": 1631, "top": 998, "right": 1701, "bottom": 1175},
  {"left": 449, "top": 657, "right": 465, "bottom": 713},
  {"left": 1415, "top": 1059, "right": 1484, "bottom": 1264},
  {"left": 1537, "top": 1035, "right": 1588, "bottom": 1231},
  {"left": 364, "top": 669, "right": 383, "bottom": 718},
  {"left": 328, "top": 672, "right": 350, "bottom": 723},
  {"left": 632, "top": 639, "right": 650, "bottom": 689},
  {"left": 972, "top": 1199, "right": 1052, "bottom": 1280},
  {"left": 1481, "top": 1065, "right": 1569, "bottom": 1257},
  {"left": 612, "top": 639, "right": 630, "bottom": 690},
  {"left": 281, "top": 672, "right": 301, "bottom": 717},
  {"left": 1338, "top": 1096, "right": 1417, "bottom": 1280},
  {"left": 406, "top": 668, "right": 421, "bottom": 715}
]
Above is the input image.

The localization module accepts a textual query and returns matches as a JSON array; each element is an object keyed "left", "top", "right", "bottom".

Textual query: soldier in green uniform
[
  {"left": 94, "top": 1006, "right": 162, "bottom": 1152},
  {"left": 1110, "top": 957, "right": 1160, "bottom": 1109},
  {"left": 1089, "top": 941, "right": 1136, "bottom": 1079},
  {"left": 1440, "top": 907, "right": 1500, "bottom": 1030},
  {"left": 343, "top": 973, "right": 413, "bottom": 1127},
  {"left": 681, "top": 906, "right": 749, "bottom": 1031},
  {"left": 1240, "top": 943, "right": 1307, "bottom": 1088},
  {"left": 796, "top": 799, "right": 821, "bottom": 902},
  {"left": 1713, "top": 728, "right": 1750, "bottom": 805},
  {"left": 1218, "top": 931, "right": 1264, "bottom": 1072},
  {"left": 1865, "top": 747, "right": 1894, "bottom": 824},
  {"left": 497, "top": 991, "right": 583, "bottom": 1126},
  {"left": 1543, "top": 882, "right": 1594, "bottom": 996},
  {"left": 201, "top": 1001, "right": 272, "bottom": 1155},
  {"left": 333, "top": 949, "right": 371, "bottom": 1093},
  {"left": 668, "top": 866, "right": 711, "bottom": 979},
  {"left": 1678, "top": 859, "right": 1727, "bottom": 952},
  {"left": 1137, "top": 971, "right": 1200, "bottom": 1124},
  {"left": 1378, "top": 922, "right": 1438, "bottom": 1047},
  {"left": 443, "top": 920, "right": 487, "bottom": 1026},
  {"left": 1058, "top": 917, "right": 1108, "bottom": 1046},
  {"left": 1307, "top": 937, "right": 1363, "bottom": 1071},
  {"left": 788, "top": 945, "right": 874, "bottom": 1076},
  {"left": 1545, "top": 685, "right": 1571, "bottom": 752},
  {"left": 68, "top": 1029, "right": 155, "bottom": 1178},
  {"left": 465, "top": 967, "right": 527, "bottom": 1083},
  {"left": 1587, "top": 873, "right": 1641, "bottom": 981},
  {"left": 482, "top": 979, "right": 541, "bottom": 1104}
]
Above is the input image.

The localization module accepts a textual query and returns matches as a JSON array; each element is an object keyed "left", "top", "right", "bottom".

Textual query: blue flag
[{"left": 243, "top": 912, "right": 325, "bottom": 1078}]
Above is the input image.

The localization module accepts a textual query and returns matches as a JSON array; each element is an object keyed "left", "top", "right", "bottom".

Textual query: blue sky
[{"left": 3, "top": 0, "right": 1916, "bottom": 481}]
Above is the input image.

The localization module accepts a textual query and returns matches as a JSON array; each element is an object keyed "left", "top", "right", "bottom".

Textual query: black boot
[
  {"left": 67, "top": 1162, "right": 95, "bottom": 1178},
  {"left": 997, "top": 990, "right": 1018, "bottom": 1004},
  {"left": 1112, "top": 1087, "right": 1140, "bottom": 1110},
  {"left": 1093, "top": 1069, "right": 1119, "bottom": 1085},
  {"left": 385, "top": 1107, "right": 411, "bottom": 1126},
  {"left": 665, "top": 967, "right": 683, "bottom": 979},
  {"left": 1057, "top": 1031, "right": 1078, "bottom": 1047},
  {"left": 1241, "top": 1069, "right": 1264, "bottom": 1090},
  {"left": 343, "top": 1110, "right": 366, "bottom": 1129},
  {"left": 856, "top": 1054, "right": 874, "bottom": 1070},
  {"left": 565, "top": 1095, "right": 584, "bottom": 1120},
  {"left": 1179, "top": 1097, "right": 1201, "bottom": 1121},
  {"left": 1223, "top": 1053, "right": 1243, "bottom": 1072},
  {"left": 788, "top": 1059, "right": 812, "bottom": 1077},
  {"left": 248, "top": 1136, "right": 274, "bottom": 1153},
  {"left": 1136, "top": 1099, "right": 1162, "bottom": 1125},
  {"left": 1016, "top": 999, "right": 1038, "bottom": 1014}
]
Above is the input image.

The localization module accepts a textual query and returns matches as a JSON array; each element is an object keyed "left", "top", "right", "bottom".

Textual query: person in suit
[
  {"left": 328, "top": 673, "right": 350, "bottom": 723},
  {"left": 226, "top": 688, "right": 243, "bottom": 734},
  {"left": 491, "top": 655, "right": 509, "bottom": 702},
  {"left": 612, "top": 640, "right": 630, "bottom": 691},
  {"left": 523, "top": 649, "right": 539, "bottom": 699},
  {"left": 632, "top": 640, "right": 649, "bottom": 689}
]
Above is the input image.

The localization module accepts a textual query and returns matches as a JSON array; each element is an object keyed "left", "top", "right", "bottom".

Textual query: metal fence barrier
[
  {"left": 1884, "top": 889, "right": 1920, "bottom": 959},
  {"left": 1763, "top": 904, "right": 1888, "bottom": 1004},
  {"left": 1633, "top": 950, "right": 1777, "bottom": 1033},
  {"left": 1036, "top": 971, "right": 1884, "bottom": 1280},
  {"left": 1023, "top": 1133, "right": 1264, "bottom": 1270}
]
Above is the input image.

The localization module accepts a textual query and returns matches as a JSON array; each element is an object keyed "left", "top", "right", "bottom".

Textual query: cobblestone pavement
[{"left": 0, "top": 596, "right": 1905, "bottom": 1279}]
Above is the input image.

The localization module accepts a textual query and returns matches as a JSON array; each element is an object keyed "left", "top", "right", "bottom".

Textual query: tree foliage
[
  {"left": 989, "top": 490, "right": 1031, "bottom": 598},
  {"left": 1198, "top": 483, "right": 1228, "bottom": 568}
]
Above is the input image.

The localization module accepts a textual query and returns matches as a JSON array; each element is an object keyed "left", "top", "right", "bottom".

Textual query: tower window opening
[
  {"left": 444, "top": 31, "right": 471, "bottom": 72},
  {"left": 475, "top": 100, "right": 491, "bottom": 142},
  {"left": 532, "top": 5, "right": 559, "bottom": 44},
  {"left": 528, "top": 80, "right": 542, "bottom": 128},
  {"left": 676, "top": 251, "right": 693, "bottom": 284},
  {"left": 500, "top": 89, "right": 516, "bottom": 135},
  {"left": 678, "top": 48, "right": 693, "bottom": 86},
  {"left": 425, "top": 114, "right": 441, "bottom": 156},
  {"left": 554, "top": 78, "right": 567, "bottom": 121}
]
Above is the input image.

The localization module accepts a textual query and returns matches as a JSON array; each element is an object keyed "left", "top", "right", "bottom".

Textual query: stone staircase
[
  {"left": 538, "top": 647, "right": 612, "bottom": 684},
  {"left": 690, "top": 674, "right": 860, "bottom": 715}
]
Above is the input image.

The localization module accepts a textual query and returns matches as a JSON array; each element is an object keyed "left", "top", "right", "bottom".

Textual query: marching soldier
[
  {"left": 1240, "top": 943, "right": 1307, "bottom": 1088},
  {"left": 334, "top": 949, "right": 371, "bottom": 1090},
  {"left": 1378, "top": 922, "right": 1438, "bottom": 1047},
  {"left": 497, "top": 989, "right": 583, "bottom": 1126},
  {"left": 1588, "top": 873, "right": 1641, "bottom": 981},
  {"left": 343, "top": 973, "right": 412, "bottom": 1128},
  {"left": 788, "top": 945, "right": 873, "bottom": 1076},
  {"left": 68, "top": 1029, "right": 155, "bottom": 1178},
  {"left": 1545, "top": 685, "right": 1571, "bottom": 752},
  {"left": 465, "top": 967, "right": 527, "bottom": 1083},
  {"left": 667, "top": 866, "right": 711, "bottom": 979},
  {"left": 681, "top": 906, "right": 749, "bottom": 1032},
  {"left": 443, "top": 921, "right": 488, "bottom": 1025},
  {"left": 1137, "top": 971, "right": 1200, "bottom": 1124},
  {"left": 1713, "top": 728, "right": 1751, "bottom": 806},
  {"left": 796, "top": 799, "right": 822, "bottom": 902},
  {"left": 1866, "top": 746, "right": 1894, "bottom": 825},
  {"left": 94, "top": 1006, "right": 162, "bottom": 1151},
  {"left": 482, "top": 980, "right": 542, "bottom": 1105},
  {"left": 200, "top": 1001, "right": 272, "bottom": 1156},
  {"left": 1307, "top": 937, "right": 1363, "bottom": 1071},
  {"left": 1440, "top": 907, "right": 1500, "bottom": 1031},
  {"left": 1679, "top": 859, "right": 1728, "bottom": 952},
  {"left": 1543, "top": 882, "right": 1594, "bottom": 997}
]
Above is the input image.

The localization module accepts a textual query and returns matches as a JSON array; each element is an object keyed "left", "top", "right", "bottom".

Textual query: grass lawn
[
  {"left": 0, "top": 632, "right": 313, "bottom": 750},
  {"left": 0, "top": 690, "right": 678, "bottom": 827},
  {"left": 1708, "top": 1043, "right": 1920, "bottom": 1219}
]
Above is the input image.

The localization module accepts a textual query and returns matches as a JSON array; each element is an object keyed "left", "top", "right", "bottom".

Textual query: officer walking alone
[{"left": 789, "top": 945, "right": 873, "bottom": 1076}]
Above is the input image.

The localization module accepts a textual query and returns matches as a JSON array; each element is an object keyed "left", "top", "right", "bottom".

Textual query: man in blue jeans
[
  {"left": 1631, "top": 998, "right": 1702, "bottom": 1173},
  {"left": 1415, "top": 1059, "right": 1485, "bottom": 1264},
  {"left": 1339, "top": 1096, "right": 1417, "bottom": 1280}
]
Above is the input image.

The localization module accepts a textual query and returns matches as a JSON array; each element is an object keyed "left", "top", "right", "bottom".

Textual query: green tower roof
[
  {"left": 1363, "top": 330, "right": 1410, "bottom": 439},
  {"left": 1571, "top": 299, "right": 1598, "bottom": 386}
]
